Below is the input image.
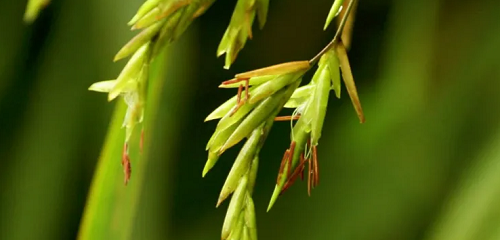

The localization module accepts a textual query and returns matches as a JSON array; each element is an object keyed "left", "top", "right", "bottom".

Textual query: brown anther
[
  {"left": 244, "top": 78, "right": 250, "bottom": 100},
  {"left": 225, "top": 78, "right": 250, "bottom": 117},
  {"left": 276, "top": 150, "right": 290, "bottom": 184},
  {"left": 236, "top": 84, "right": 243, "bottom": 104},
  {"left": 229, "top": 100, "right": 245, "bottom": 117},
  {"left": 122, "top": 143, "right": 131, "bottom": 185},
  {"left": 274, "top": 115, "right": 301, "bottom": 121},
  {"left": 312, "top": 145, "right": 319, "bottom": 187},
  {"left": 140, "top": 129, "right": 144, "bottom": 154},
  {"left": 287, "top": 142, "right": 296, "bottom": 177},
  {"left": 281, "top": 152, "right": 308, "bottom": 195}
]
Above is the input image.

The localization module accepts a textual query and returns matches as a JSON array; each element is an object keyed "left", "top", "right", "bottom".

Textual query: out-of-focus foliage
[{"left": 1, "top": 0, "right": 500, "bottom": 240}]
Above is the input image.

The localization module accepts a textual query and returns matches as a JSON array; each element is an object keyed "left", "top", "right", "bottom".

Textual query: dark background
[{"left": 1, "top": 0, "right": 500, "bottom": 239}]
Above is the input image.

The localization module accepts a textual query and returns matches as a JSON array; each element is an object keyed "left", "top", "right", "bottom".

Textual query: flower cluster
[
  {"left": 204, "top": 61, "right": 311, "bottom": 239},
  {"left": 267, "top": 44, "right": 365, "bottom": 210},
  {"left": 89, "top": 0, "right": 217, "bottom": 184},
  {"left": 218, "top": 0, "right": 270, "bottom": 69},
  {"left": 205, "top": 1, "right": 364, "bottom": 238}
]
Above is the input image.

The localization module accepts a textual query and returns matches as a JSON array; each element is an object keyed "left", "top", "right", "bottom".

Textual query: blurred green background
[{"left": 1, "top": 0, "right": 500, "bottom": 239}]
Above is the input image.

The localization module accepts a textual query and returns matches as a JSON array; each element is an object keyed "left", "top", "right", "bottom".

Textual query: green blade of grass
[{"left": 78, "top": 48, "right": 170, "bottom": 240}]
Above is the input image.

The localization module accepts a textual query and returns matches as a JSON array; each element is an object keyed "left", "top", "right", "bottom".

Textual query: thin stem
[{"left": 309, "top": 0, "right": 357, "bottom": 65}]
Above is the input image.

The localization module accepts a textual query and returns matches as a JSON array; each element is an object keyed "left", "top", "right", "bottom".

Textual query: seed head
[{"left": 217, "top": 0, "right": 271, "bottom": 69}]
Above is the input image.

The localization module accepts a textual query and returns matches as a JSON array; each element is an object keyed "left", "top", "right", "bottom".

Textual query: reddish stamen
[
  {"left": 276, "top": 150, "right": 290, "bottom": 184},
  {"left": 281, "top": 152, "right": 308, "bottom": 195},
  {"left": 274, "top": 115, "right": 301, "bottom": 121},
  {"left": 236, "top": 84, "right": 243, "bottom": 104},
  {"left": 244, "top": 78, "right": 250, "bottom": 100},
  {"left": 122, "top": 143, "right": 131, "bottom": 185},
  {"left": 313, "top": 145, "right": 319, "bottom": 187},
  {"left": 223, "top": 78, "right": 251, "bottom": 117},
  {"left": 229, "top": 100, "right": 245, "bottom": 117},
  {"left": 221, "top": 78, "right": 243, "bottom": 85},
  {"left": 287, "top": 142, "right": 296, "bottom": 177}
]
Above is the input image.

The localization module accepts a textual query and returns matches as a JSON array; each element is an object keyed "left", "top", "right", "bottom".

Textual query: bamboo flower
[
  {"left": 89, "top": 0, "right": 216, "bottom": 184},
  {"left": 218, "top": 0, "right": 270, "bottom": 69},
  {"left": 203, "top": 61, "right": 310, "bottom": 176}
]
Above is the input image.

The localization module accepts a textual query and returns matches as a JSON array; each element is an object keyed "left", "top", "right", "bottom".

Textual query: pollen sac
[{"left": 217, "top": 0, "right": 271, "bottom": 69}]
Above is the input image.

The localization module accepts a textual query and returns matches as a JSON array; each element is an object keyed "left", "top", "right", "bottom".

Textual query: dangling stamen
[
  {"left": 122, "top": 143, "right": 132, "bottom": 185},
  {"left": 224, "top": 78, "right": 250, "bottom": 117},
  {"left": 229, "top": 100, "right": 245, "bottom": 117},
  {"left": 287, "top": 142, "right": 296, "bottom": 177},
  {"left": 274, "top": 115, "right": 301, "bottom": 121},
  {"left": 276, "top": 149, "right": 290, "bottom": 184},
  {"left": 312, "top": 145, "right": 319, "bottom": 187},
  {"left": 244, "top": 78, "right": 250, "bottom": 100},
  {"left": 281, "top": 151, "right": 307, "bottom": 195},
  {"left": 140, "top": 129, "right": 144, "bottom": 154},
  {"left": 236, "top": 84, "right": 243, "bottom": 104}
]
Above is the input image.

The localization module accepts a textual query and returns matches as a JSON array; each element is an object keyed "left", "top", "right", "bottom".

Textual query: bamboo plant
[
  {"left": 27, "top": 0, "right": 365, "bottom": 239},
  {"left": 203, "top": 0, "right": 364, "bottom": 239}
]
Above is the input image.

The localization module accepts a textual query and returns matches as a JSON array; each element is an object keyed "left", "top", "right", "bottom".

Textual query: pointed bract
[
  {"left": 235, "top": 61, "right": 310, "bottom": 79},
  {"left": 324, "top": 0, "right": 345, "bottom": 30},
  {"left": 218, "top": 128, "right": 261, "bottom": 204},
  {"left": 114, "top": 20, "right": 164, "bottom": 62},
  {"left": 128, "top": 0, "right": 162, "bottom": 26},
  {"left": 222, "top": 177, "right": 248, "bottom": 239},
  {"left": 336, "top": 42, "right": 365, "bottom": 123}
]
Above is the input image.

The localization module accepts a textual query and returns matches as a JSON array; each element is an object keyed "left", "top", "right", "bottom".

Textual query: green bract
[
  {"left": 218, "top": 0, "right": 271, "bottom": 69},
  {"left": 89, "top": 0, "right": 217, "bottom": 184},
  {"left": 324, "top": 0, "right": 345, "bottom": 30},
  {"left": 267, "top": 48, "right": 344, "bottom": 211},
  {"left": 204, "top": 61, "right": 309, "bottom": 239},
  {"left": 24, "top": 0, "right": 50, "bottom": 23}
]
